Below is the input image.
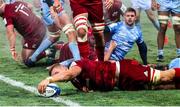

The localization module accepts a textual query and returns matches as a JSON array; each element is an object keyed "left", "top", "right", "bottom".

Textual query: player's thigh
[
  {"left": 145, "top": 9, "right": 156, "bottom": 19},
  {"left": 69, "top": 0, "right": 88, "bottom": 17},
  {"left": 57, "top": 12, "right": 72, "bottom": 28}
]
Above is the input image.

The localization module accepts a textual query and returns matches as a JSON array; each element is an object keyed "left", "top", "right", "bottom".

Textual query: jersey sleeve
[
  {"left": 108, "top": 22, "right": 119, "bottom": 33},
  {"left": 3, "top": 7, "right": 13, "bottom": 27},
  {"left": 136, "top": 28, "right": 144, "bottom": 44}
]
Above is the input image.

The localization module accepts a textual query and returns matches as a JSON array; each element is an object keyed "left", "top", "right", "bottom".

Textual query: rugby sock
[
  {"left": 30, "top": 38, "right": 52, "bottom": 62},
  {"left": 78, "top": 41, "right": 90, "bottom": 59},
  {"left": 176, "top": 48, "right": 180, "bottom": 57},
  {"left": 69, "top": 41, "right": 81, "bottom": 61},
  {"left": 158, "top": 49, "right": 164, "bottom": 56},
  {"left": 59, "top": 58, "right": 74, "bottom": 67}
]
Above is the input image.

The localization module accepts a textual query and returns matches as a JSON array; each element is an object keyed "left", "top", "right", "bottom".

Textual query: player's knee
[
  {"left": 73, "top": 16, "right": 88, "bottom": 36},
  {"left": 158, "top": 15, "right": 169, "bottom": 24},
  {"left": 92, "top": 22, "right": 105, "bottom": 33},
  {"left": 62, "top": 23, "right": 75, "bottom": 35},
  {"left": 172, "top": 16, "right": 180, "bottom": 25},
  {"left": 159, "top": 24, "right": 167, "bottom": 32},
  {"left": 77, "top": 28, "right": 87, "bottom": 37}
]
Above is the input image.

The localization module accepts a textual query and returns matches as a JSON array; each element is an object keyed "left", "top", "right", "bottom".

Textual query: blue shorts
[
  {"left": 131, "top": 0, "right": 151, "bottom": 10},
  {"left": 169, "top": 58, "right": 180, "bottom": 69},
  {"left": 40, "top": 0, "right": 65, "bottom": 26},
  {"left": 157, "top": 0, "right": 180, "bottom": 14}
]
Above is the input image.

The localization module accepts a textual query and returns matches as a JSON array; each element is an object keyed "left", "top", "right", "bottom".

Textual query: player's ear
[{"left": 47, "top": 63, "right": 60, "bottom": 76}]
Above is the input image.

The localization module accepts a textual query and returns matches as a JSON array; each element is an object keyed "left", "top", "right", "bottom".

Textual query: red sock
[
  {"left": 78, "top": 41, "right": 90, "bottom": 59},
  {"left": 174, "top": 68, "right": 180, "bottom": 89}
]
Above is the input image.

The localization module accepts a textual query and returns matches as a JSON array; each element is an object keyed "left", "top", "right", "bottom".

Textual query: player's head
[
  {"left": 124, "top": 7, "right": 136, "bottom": 26},
  {"left": 48, "top": 63, "right": 68, "bottom": 76}
]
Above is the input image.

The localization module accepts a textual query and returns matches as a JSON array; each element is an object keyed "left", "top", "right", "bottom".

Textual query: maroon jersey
[
  {"left": 72, "top": 59, "right": 116, "bottom": 91},
  {"left": 70, "top": 0, "right": 104, "bottom": 23},
  {"left": 118, "top": 59, "right": 151, "bottom": 90},
  {"left": 71, "top": 59, "right": 153, "bottom": 91},
  {"left": 3, "top": 1, "right": 46, "bottom": 41}
]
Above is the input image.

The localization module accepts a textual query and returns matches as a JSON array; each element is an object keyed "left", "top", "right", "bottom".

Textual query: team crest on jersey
[
  {"left": 24, "top": 43, "right": 28, "bottom": 48},
  {"left": 144, "top": 70, "right": 148, "bottom": 77}
]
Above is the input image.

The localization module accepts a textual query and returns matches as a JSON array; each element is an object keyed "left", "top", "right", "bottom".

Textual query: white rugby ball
[{"left": 40, "top": 83, "right": 61, "bottom": 97}]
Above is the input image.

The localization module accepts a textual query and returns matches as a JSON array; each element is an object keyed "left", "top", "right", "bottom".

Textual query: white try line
[{"left": 0, "top": 74, "right": 80, "bottom": 106}]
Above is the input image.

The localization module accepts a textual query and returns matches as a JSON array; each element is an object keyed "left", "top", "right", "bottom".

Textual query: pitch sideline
[{"left": 0, "top": 74, "right": 81, "bottom": 106}]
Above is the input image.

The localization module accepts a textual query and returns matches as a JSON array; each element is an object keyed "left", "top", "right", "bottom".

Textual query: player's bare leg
[{"left": 157, "top": 11, "right": 169, "bottom": 61}]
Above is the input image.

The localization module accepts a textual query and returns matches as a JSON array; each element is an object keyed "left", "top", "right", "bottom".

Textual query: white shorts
[{"left": 131, "top": 0, "right": 151, "bottom": 10}]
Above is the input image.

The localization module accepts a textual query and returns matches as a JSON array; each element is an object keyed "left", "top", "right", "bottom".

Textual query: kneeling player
[{"left": 0, "top": 0, "right": 49, "bottom": 65}]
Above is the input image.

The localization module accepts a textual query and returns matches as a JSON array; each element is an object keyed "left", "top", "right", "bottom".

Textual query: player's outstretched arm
[{"left": 38, "top": 64, "right": 82, "bottom": 94}]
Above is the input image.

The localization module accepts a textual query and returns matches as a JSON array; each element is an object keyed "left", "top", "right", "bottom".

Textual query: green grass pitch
[{"left": 0, "top": 0, "right": 179, "bottom": 106}]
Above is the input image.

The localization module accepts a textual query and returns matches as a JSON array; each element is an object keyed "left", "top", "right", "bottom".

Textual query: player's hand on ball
[{"left": 38, "top": 79, "right": 50, "bottom": 94}]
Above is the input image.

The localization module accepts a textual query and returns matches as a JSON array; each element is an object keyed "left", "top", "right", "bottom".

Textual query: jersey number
[{"left": 15, "top": 3, "right": 29, "bottom": 16}]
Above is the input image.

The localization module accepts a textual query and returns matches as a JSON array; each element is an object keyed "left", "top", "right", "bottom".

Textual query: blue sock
[
  {"left": 59, "top": 58, "right": 74, "bottom": 67},
  {"left": 30, "top": 38, "right": 53, "bottom": 62},
  {"left": 69, "top": 41, "right": 81, "bottom": 61}
]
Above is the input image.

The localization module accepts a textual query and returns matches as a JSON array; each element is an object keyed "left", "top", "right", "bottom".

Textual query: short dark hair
[
  {"left": 125, "top": 7, "right": 136, "bottom": 16},
  {"left": 48, "top": 63, "right": 60, "bottom": 76}
]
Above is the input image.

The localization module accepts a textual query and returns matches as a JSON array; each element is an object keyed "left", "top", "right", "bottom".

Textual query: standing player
[
  {"left": 131, "top": 0, "right": 160, "bottom": 30},
  {"left": 104, "top": 8, "right": 147, "bottom": 65},
  {"left": 0, "top": 0, "right": 47, "bottom": 64},
  {"left": 53, "top": 0, "right": 106, "bottom": 61},
  {"left": 153, "top": 0, "right": 180, "bottom": 61},
  {"left": 25, "top": 0, "right": 81, "bottom": 67}
]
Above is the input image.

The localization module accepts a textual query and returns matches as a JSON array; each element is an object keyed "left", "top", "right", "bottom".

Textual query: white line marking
[{"left": 0, "top": 74, "right": 80, "bottom": 106}]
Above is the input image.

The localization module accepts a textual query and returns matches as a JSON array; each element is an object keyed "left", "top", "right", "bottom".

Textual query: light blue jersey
[
  {"left": 105, "top": 21, "right": 144, "bottom": 60},
  {"left": 5, "top": 0, "right": 15, "bottom": 4},
  {"left": 169, "top": 58, "right": 180, "bottom": 69},
  {"left": 40, "top": 0, "right": 65, "bottom": 26},
  {"left": 157, "top": 0, "right": 180, "bottom": 14}
]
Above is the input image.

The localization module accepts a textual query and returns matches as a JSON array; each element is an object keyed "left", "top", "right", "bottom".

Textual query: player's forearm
[
  {"left": 6, "top": 31, "right": 16, "bottom": 50},
  {"left": 138, "top": 42, "right": 147, "bottom": 65},
  {"left": 104, "top": 51, "right": 111, "bottom": 61}
]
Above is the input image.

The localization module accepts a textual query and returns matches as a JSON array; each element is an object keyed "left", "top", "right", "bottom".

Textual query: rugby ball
[{"left": 40, "top": 83, "right": 61, "bottom": 97}]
